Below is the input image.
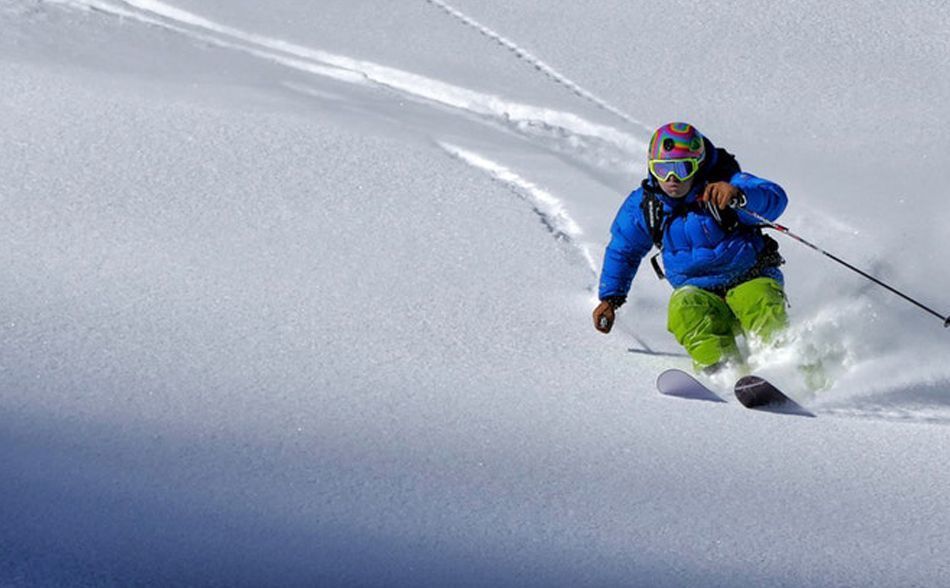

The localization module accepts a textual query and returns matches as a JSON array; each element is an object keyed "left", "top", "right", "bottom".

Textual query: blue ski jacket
[{"left": 598, "top": 143, "right": 788, "bottom": 299}]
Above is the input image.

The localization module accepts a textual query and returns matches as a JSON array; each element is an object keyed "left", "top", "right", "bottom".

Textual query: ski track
[
  {"left": 440, "top": 142, "right": 598, "bottom": 276},
  {"left": 36, "top": 0, "right": 950, "bottom": 427},
  {"left": 41, "top": 0, "right": 625, "bottom": 300},
  {"left": 422, "top": 0, "right": 650, "bottom": 133},
  {"left": 43, "top": 0, "right": 643, "bottom": 290},
  {"left": 45, "top": 0, "right": 646, "bottom": 156}
]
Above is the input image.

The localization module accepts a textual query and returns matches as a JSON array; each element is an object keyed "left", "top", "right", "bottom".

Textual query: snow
[{"left": 2, "top": 0, "right": 950, "bottom": 585}]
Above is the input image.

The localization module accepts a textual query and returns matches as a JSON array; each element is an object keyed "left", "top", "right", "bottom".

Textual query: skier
[{"left": 593, "top": 122, "right": 789, "bottom": 374}]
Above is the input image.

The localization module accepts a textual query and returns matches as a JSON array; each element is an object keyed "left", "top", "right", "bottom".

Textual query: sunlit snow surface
[{"left": 2, "top": 0, "right": 950, "bottom": 585}]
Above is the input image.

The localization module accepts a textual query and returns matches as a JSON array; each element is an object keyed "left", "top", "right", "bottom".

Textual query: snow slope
[{"left": 2, "top": 0, "right": 950, "bottom": 585}]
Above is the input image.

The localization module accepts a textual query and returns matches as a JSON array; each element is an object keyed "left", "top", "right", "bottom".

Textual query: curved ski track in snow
[
  {"left": 423, "top": 0, "right": 649, "bottom": 133},
  {"left": 44, "top": 0, "right": 630, "bottom": 295},
  {"left": 46, "top": 0, "right": 646, "bottom": 158},
  {"left": 440, "top": 142, "right": 598, "bottom": 275}
]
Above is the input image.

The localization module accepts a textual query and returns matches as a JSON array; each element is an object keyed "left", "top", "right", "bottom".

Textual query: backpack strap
[
  {"left": 637, "top": 181, "right": 671, "bottom": 279},
  {"left": 638, "top": 179, "right": 666, "bottom": 250}
]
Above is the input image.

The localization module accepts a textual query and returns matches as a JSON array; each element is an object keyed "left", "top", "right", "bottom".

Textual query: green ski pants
[{"left": 667, "top": 277, "right": 788, "bottom": 369}]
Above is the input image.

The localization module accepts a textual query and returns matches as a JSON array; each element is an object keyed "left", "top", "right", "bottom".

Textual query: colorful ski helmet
[
  {"left": 648, "top": 122, "right": 705, "bottom": 163},
  {"left": 647, "top": 122, "right": 706, "bottom": 182}
]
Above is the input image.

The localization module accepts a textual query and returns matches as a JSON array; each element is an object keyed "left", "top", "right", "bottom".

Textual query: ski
[
  {"left": 734, "top": 375, "right": 814, "bottom": 416},
  {"left": 734, "top": 375, "right": 790, "bottom": 408},
  {"left": 656, "top": 369, "right": 724, "bottom": 403},
  {"left": 658, "top": 370, "right": 814, "bottom": 417}
]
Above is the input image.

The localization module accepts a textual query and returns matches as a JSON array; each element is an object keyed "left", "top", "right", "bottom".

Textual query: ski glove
[
  {"left": 593, "top": 297, "right": 625, "bottom": 334},
  {"left": 699, "top": 181, "right": 740, "bottom": 209}
]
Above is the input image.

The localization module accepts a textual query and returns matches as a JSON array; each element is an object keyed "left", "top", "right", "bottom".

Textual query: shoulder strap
[
  {"left": 639, "top": 182, "right": 681, "bottom": 280},
  {"left": 639, "top": 180, "right": 666, "bottom": 250}
]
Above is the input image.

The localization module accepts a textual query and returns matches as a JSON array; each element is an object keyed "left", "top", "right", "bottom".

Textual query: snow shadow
[
  {"left": 753, "top": 398, "right": 816, "bottom": 418},
  {"left": 0, "top": 410, "right": 812, "bottom": 587},
  {"left": 0, "top": 412, "right": 561, "bottom": 586}
]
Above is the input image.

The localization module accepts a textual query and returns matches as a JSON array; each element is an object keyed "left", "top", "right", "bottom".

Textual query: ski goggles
[{"left": 648, "top": 158, "right": 702, "bottom": 182}]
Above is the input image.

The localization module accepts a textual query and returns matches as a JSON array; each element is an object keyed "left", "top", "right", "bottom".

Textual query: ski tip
[
  {"left": 944, "top": 315, "right": 949, "bottom": 328},
  {"left": 734, "top": 375, "right": 787, "bottom": 409},
  {"left": 656, "top": 368, "right": 674, "bottom": 386},
  {"left": 657, "top": 369, "right": 726, "bottom": 403},
  {"left": 734, "top": 375, "right": 816, "bottom": 417}
]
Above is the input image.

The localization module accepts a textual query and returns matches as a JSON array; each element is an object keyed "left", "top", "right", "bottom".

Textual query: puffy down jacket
[{"left": 598, "top": 142, "right": 787, "bottom": 298}]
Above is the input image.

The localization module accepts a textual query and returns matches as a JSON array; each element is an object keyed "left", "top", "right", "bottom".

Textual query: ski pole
[{"left": 735, "top": 206, "right": 950, "bottom": 328}]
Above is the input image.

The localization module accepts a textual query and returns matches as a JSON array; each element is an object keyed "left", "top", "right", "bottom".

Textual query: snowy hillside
[{"left": 2, "top": 0, "right": 950, "bottom": 585}]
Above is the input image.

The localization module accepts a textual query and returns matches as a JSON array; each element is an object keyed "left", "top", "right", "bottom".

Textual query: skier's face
[{"left": 658, "top": 175, "right": 694, "bottom": 199}]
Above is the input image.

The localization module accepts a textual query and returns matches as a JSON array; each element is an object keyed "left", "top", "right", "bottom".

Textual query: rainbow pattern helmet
[{"left": 648, "top": 122, "right": 706, "bottom": 163}]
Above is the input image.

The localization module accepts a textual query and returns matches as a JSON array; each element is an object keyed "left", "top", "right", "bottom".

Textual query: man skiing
[{"left": 593, "top": 122, "right": 788, "bottom": 374}]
